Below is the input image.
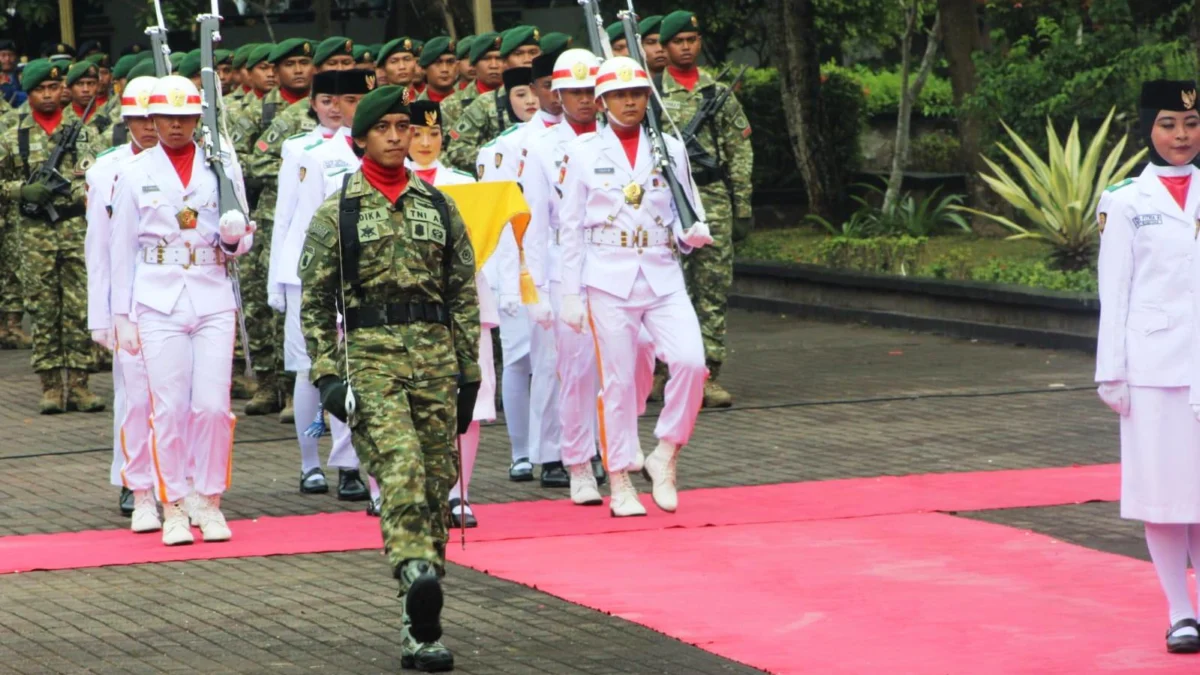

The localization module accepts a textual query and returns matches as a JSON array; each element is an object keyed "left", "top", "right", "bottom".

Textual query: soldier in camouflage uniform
[
  {"left": 228, "top": 43, "right": 275, "bottom": 126},
  {"left": 377, "top": 36, "right": 420, "bottom": 88},
  {"left": 454, "top": 36, "right": 475, "bottom": 89},
  {"left": 224, "top": 44, "right": 260, "bottom": 114},
  {"left": 445, "top": 26, "right": 542, "bottom": 172},
  {"left": 0, "top": 60, "right": 105, "bottom": 413},
  {"left": 299, "top": 85, "right": 479, "bottom": 672},
  {"left": 63, "top": 61, "right": 113, "bottom": 138},
  {"left": 657, "top": 11, "right": 754, "bottom": 408},
  {"left": 414, "top": 37, "right": 458, "bottom": 105},
  {"left": 438, "top": 32, "right": 500, "bottom": 136}
]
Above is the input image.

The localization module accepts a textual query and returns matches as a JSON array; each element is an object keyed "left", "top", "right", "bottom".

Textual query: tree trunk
[
  {"left": 883, "top": 8, "right": 941, "bottom": 213},
  {"left": 766, "top": 0, "right": 840, "bottom": 219},
  {"left": 1192, "top": 0, "right": 1200, "bottom": 72},
  {"left": 313, "top": 0, "right": 332, "bottom": 38},
  {"left": 937, "top": 0, "right": 989, "bottom": 222}
]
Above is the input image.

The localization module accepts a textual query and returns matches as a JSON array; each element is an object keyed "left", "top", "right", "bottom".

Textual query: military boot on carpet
[
  {"left": 703, "top": 380, "right": 733, "bottom": 408},
  {"left": 401, "top": 609, "right": 454, "bottom": 672},
  {"left": 38, "top": 370, "right": 65, "bottom": 415},
  {"left": 66, "top": 369, "right": 106, "bottom": 412},
  {"left": 244, "top": 372, "right": 281, "bottom": 415}
]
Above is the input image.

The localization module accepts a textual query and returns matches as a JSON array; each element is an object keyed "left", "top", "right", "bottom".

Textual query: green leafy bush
[
  {"left": 814, "top": 236, "right": 928, "bottom": 274},
  {"left": 969, "top": 259, "right": 1097, "bottom": 293},
  {"left": 808, "top": 183, "right": 969, "bottom": 238},
  {"left": 822, "top": 62, "right": 955, "bottom": 118},
  {"left": 919, "top": 247, "right": 974, "bottom": 280},
  {"left": 908, "top": 131, "right": 961, "bottom": 172}
]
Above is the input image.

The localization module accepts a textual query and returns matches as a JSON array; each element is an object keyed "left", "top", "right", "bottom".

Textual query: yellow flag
[{"left": 439, "top": 181, "right": 540, "bottom": 303}]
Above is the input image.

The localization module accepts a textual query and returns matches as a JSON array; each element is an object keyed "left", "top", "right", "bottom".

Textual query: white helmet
[
  {"left": 594, "top": 56, "right": 651, "bottom": 97},
  {"left": 121, "top": 76, "right": 158, "bottom": 118},
  {"left": 148, "top": 75, "right": 203, "bottom": 116},
  {"left": 551, "top": 49, "right": 601, "bottom": 91}
]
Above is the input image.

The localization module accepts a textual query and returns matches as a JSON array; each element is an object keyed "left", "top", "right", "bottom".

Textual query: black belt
[{"left": 344, "top": 302, "right": 449, "bottom": 331}]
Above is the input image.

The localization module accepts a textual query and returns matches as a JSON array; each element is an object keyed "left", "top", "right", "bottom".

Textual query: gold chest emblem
[
  {"left": 176, "top": 207, "right": 198, "bottom": 230},
  {"left": 623, "top": 182, "right": 644, "bottom": 208}
]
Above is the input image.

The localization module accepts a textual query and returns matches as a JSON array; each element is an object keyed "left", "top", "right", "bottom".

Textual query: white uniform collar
[
  {"left": 1148, "top": 163, "right": 1194, "bottom": 177},
  {"left": 534, "top": 109, "right": 562, "bottom": 126}
]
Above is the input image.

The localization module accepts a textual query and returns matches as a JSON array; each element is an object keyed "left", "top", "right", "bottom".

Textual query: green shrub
[
  {"left": 919, "top": 247, "right": 974, "bottom": 280},
  {"left": 814, "top": 236, "right": 927, "bottom": 275},
  {"left": 821, "top": 62, "right": 955, "bottom": 118},
  {"left": 908, "top": 131, "right": 961, "bottom": 172},
  {"left": 969, "top": 259, "right": 1097, "bottom": 293}
]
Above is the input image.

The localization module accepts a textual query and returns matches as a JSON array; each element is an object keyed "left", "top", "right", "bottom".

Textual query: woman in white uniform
[
  {"left": 1098, "top": 79, "right": 1200, "bottom": 653},
  {"left": 408, "top": 99, "right": 497, "bottom": 527},
  {"left": 109, "top": 76, "right": 255, "bottom": 546}
]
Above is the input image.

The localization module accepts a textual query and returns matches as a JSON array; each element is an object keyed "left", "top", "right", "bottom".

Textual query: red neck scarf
[
  {"left": 71, "top": 102, "right": 94, "bottom": 123},
  {"left": 94, "top": 95, "right": 108, "bottom": 109},
  {"left": 254, "top": 88, "right": 267, "bottom": 99},
  {"left": 280, "top": 87, "right": 307, "bottom": 105},
  {"left": 567, "top": 118, "right": 596, "bottom": 136},
  {"left": 475, "top": 79, "right": 496, "bottom": 95},
  {"left": 612, "top": 123, "right": 640, "bottom": 167},
  {"left": 1160, "top": 175, "right": 1192, "bottom": 210},
  {"left": 361, "top": 156, "right": 409, "bottom": 204},
  {"left": 162, "top": 142, "right": 197, "bottom": 188},
  {"left": 31, "top": 108, "right": 63, "bottom": 136},
  {"left": 426, "top": 87, "right": 451, "bottom": 103},
  {"left": 412, "top": 83, "right": 426, "bottom": 94},
  {"left": 415, "top": 167, "right": 438, "bottom": 185},
  {"left": 241, "top": 84, "right": 252, "bottom": 94},
  {"left": 668, "top": 66, "right": 700, "bottom": 92},
  {"left": 458, "top": 80, "right": 470, "bottom": 91}
]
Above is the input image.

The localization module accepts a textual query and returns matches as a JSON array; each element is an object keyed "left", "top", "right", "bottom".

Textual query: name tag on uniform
[
  {"left": 358, "top": 208, "right": 389, "bottom": 224},
  {"left": 405, "top": 204, "right": 439, "bottom": 223},
  {"left": 1134, "top": 214, "right": 1164, "bottom": 228},
  {"left": 595, "top": 167, "right": 615, "bottom": 175},
  {"left": 142, "top": 185, "right": 160, "bottom": 193}
]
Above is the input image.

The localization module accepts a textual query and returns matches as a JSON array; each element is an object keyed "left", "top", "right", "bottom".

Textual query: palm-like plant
[{"left": 956, "top": 109, "right": 1145, "bottom": 271}]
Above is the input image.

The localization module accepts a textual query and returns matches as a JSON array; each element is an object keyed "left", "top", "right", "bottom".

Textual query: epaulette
[
  {"left": 303, "top": 137, "right": 326, "bottom": 152},
  {"left": 1105, "top": 178, "right": 1135, "bottom": 193},
  {"left": 451, "top": 169, "right": 474, "bottom": 178},
  {"left": 96, "top": 146, "right": 119, "bottom": 158},
  {"left": 287, "top": 131, "right": 307, "bottom": 141},
  {"left": 498, "top": 125, "right": 520, "bottom": 137}
]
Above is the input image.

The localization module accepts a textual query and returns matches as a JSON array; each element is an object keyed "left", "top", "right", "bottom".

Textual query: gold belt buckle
[{"left": 155, "top": 247, "right": 164, "bottom": 264}]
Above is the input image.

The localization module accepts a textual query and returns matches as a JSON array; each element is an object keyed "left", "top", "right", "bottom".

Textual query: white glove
[
  {"left": 268, "top": 291, "right": 286, "bottom": 314},
  {"left": 113, "top": 314, "right": 140, "bottom": 355},
  {"left": 529, "top": 295, "right": 554, "bottom": 329},
  {"left": 500, "top": 294, "right": 521, "bottom": 317},
  {"left": 560, "top": 293, "right": 586, "bottom": 334},
  {"left": 1097, "top": 381, "right": 1130, "bottom": 417},
  {"left": 681, "top": 221, "right": 714, "bottom": 249},
  {"left": 91, "top": 329, "right": 114, "bottom": 351},
  {"left": 219, "top": 210, "right": 255, "bottom": 245}
]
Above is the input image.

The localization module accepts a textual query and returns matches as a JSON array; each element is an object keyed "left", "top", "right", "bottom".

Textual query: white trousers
[
  {"left": 588, "top": 273, "right": 706, "bottom": 473},
  {"left": 551, "top": 281, "right": 657, "bottom": 467},
  {"left": 112, "top": 347, "right": 155, "bottom": 491},
  {"left": 528, "top": 297, "right": 563, "bottom": 465},
  {"left": 499, "top": 303, "right": 531, "bottom": 462},
  {"left": 137, "top": 289, "right": 236, "bottom": 504},
  {"left": 293, "top": 368, "right": 359, "bottom": 471}
]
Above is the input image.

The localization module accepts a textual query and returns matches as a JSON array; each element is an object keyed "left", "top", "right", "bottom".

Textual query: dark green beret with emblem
[
  {"left": 85, "top": 52, "right": 111, "bottom": 69},
  {"left": 314, "top": 36, "right": 353, "bottom": 66},
  {"left": 178, "top": 51, "right": 202, "bottom": 78},
  {"left": 233, "top": 43, "right": 258, "bottom": 69},
  {"left": 248, "top": 44, "right": 274, "bottom": 69},
  {"left": 352, "top": 84, "right": 411, "bottom": 138},
  {"left": 112, "top": 53, "right": 140, "bottom": 81},
  {"left": 469, "top": 32, "right": 502, "bottom": 64},
  {"left": 169, "top": 52, "right": 186, "bottom": 69},
  {"left": 659, "top": 10, "right": 701, "bottom": 43},
  {"left": 605, "top": 22, "right": 625, "bottom": 44},
  {"left": 353, "top": 44, "right": 373, "bottom": 64},
  {"left": 126, "top": 59, "right": 157, "bottom": 80},
  {"left": 499, "top": 26, "right": 540, "bottom": 58},
  {"left": 378, "top": 36, "right": 420, "bottom": 64},
  {"left": 215, "top": 49, "right": 234, "bottom": 66},
  {"left": 269, "top": 38, "right": 315, "bottom": 64},
  {"left": 21, "top": 59, "right": 64, "bottom": 92},
  {"left": 418, "top": 36, "right": 456, "bottom": 68},
  {"left": 66, "top": 60, "right": 100, "bottom": 86},
  {"left": 639, "top": 15, "right": 665, "bottom": 37},
  {"left": 455, "top": 36, "right": 474, "bottom": 60},
  {"left": 538, "top": 32, "right": 572, "bottom": 60}
]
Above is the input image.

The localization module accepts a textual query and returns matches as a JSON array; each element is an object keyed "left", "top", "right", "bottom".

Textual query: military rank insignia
[
  {"left": 1098, "top": 212, "right": 1106, "bottom": 235},
  {"left": 177, "top": 207, "right": 198, "bottom": 230},
  {"left": 299, "top": 166, "right": 307, "bottom": 182},
  {"left": 558, "top": 155, "right": 569, "bottom": 184},
  {"left": 477, "top": 163, "right": 486, "bottom": 179},
  {"left": 518, "top": 149, "right": 527, "bottom": 178},
  {"left": 494, "top": 153, "right": 503, "bottom": 169}
]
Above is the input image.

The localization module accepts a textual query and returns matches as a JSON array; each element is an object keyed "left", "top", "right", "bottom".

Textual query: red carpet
[{"left": 0, "top": 463, "right": 1118, "bottom": 575}]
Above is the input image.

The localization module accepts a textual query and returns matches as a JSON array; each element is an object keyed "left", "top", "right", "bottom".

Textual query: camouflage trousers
[
  {"left": 17, "top": 226, "right": 93, "bottom": 372},
  {"left": 349, "top": 367, "right": 458, "bottom": 586},
  {"left": 0, "top": 210, "right": 23, "bottom": 314},
  {"left": 241, "top": 216, "right": 284, "bottom": 376},
  {"left": 683, "top": 185, "right": 734, "bottom": 370}
]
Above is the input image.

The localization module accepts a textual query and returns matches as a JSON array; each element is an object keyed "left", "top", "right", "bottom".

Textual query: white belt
[
  {"left": 142, "top": 245, "right": 227, "bottom": 268},
  {"left": 585, "top": 227, "right": 673, "bottom": 249}
]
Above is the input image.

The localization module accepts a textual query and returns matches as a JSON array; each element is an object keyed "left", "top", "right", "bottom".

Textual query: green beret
[
  {"left": 21, "top": 59, "right": 65, "bottom": 93},
  {"left": 127, "top": 59, "right": 157, "bottom": 80},
  {"left": 215, "top": 49, "right": 234, "bottom": 66},
  {"left": 418, "top": 36, "right": 455, "bottom": 68},
  {"left": 112, "top": 53, "right": 140, "bottom": 81},
  {"left": 378, "top": 37, "right": 419, "bottom": 63},
  {"left": 606, "top": 22, "right": 626, "bottom": 44},
  {"left": 455, "top": 36, "right": 474, "bottom": 60},
  {"left": 352, "top": 84, "right": 411, "bottom": 138},
  {"left": 469, "top": 32, "right": 502, "bottom": 64},
  {"left": 639, "top": 15, "right": 665, "bottom": 37},
  {"left": 66, "top": 60, "right": 100, "bottom": 86},
  {"left": 269, "top": 38, "right": 314, "bottom": 64},
  {"left": 136, "top": 51, "right": 154, "bottom": 64},
  {"left": 232, "top": 43, "right": 258, "bottom": 69},
  {"left": 84, "top": 52, "right": 111, "bottom": 69},
  {"left": 169, "top": 52, "right": 186, "bottom": 69},
  {"left": 538, "top": 32, "right": 572, "bottom": 59},
  {"left": 353, "top": 44, "right": 373, "bottom": 64},
  {"left": 499, "top": 26, "right": 539, "bottom": 58},
  {"left": 178, "top": 51, "right": 202, "bottom": 78},
  {"left": 247, "top": 43, "right": 275, "bottom": 68},
  {"left": 659, "top": 10, "right": 701, "bottom": 43},
  {"left": 314, "top": 36, "right": 354, "bottom": 66},
  {"left": 413, "top": 39, "right": 425, "bottom": 52}
]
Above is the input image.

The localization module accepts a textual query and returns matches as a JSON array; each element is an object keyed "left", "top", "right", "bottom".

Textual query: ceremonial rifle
[
  {"left": 679, "top": 64, "right": 748, "bottom": 184},
  {"left": 146, "top": 0, "right": 173, "bottom": 76},
  {"left": 22, "top": 94, "right": 97, "bottom": 223},
  {"left": 577, "top": 0, "right": 614, "bottom": 59},
  {"left": 198, "top": 0, "right": 253, "bottom": 375}
]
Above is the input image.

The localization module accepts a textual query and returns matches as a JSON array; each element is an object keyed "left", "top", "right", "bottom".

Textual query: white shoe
[
  {"left": 195, "top": 494, "right": 232, "bottom": 542},
  {"left": 161, "top": 502, "right": 194, "bottom": 546},
  {"left": 569, "top": 463, "right": 603, "bottom": 506},
  {"left": 184, "top": 491, "right": 205, "bottom": 527},
  {"left": 644, "top": 440, "right": 679, "bottom": 512},
  {"left": 608, "top": 471, "right": 646, "bottom": 517},
  {"left": 630, "top": 447, "right": 645, "bottom": 473},
  {"left": 130, "top": 490, "right": 161, "bottom": 533}
]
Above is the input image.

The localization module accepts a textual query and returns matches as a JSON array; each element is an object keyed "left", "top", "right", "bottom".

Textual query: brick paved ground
[{"left": 0, "top": 310, "right": 1136, "bottom": 674}]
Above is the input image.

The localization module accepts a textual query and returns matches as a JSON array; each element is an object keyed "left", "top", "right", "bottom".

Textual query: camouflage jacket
[
  {"left": 659, "top": 68, "right": 754, "bottom": 219},
  {"left": 62, "top": 105, "right": 113, "bottom": 147},
  {"left": 230, "top": 87, "right": 297, "bottom": 160},
  {"left": 298, "top": 169, "right": 481, "bottom": 387},
  {"left": 0, "top": 100, "right": 28, "bottom": 130},
  {"left": 445, "top": 86, "right": 507, "bottom": 172},
  {"left": 248, "top": 97, "right": 316, "bottom": 224}
]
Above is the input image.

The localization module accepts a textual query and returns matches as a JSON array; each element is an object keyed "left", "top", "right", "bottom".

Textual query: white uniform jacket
[
  {"left": 406, "top": 158, "right": 477, "bottom": 188},
  {"left": 85, "top": 143, "right": 135, "bottom": 331},
  {"left": 557, "top": 125, "right": 705, "bottom": 300},
  {"left": 520, "top": 122, "right": 581, "bottom": 290},
  {"left": 268, "top": 125, "right": 332, "bottom": 296},
  {"left": 109, "top": 142, "right": 252, "bottom": 318},
  {"left": 1096, "top": 164, "right": 1200, "bottom": 388}
]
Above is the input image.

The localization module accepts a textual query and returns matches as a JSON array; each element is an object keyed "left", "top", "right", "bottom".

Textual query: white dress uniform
[
  {"left": 1098, "top": 163, "right": 1200, "bottom": 523},
  {"left": 275, "top": 128, "right": 362, "bottom": 472},
  {"left": 522, "top": 121, "right": 659, "bottom": 468},
  {"left": 109, "top": 141, "right": 253, "bottom": 506},
  {"left": 86, "top": 143, "right": 153, "bottom": 492},
  {"left": 558, "top": 124, "right": 708, "bottom": 474}
]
